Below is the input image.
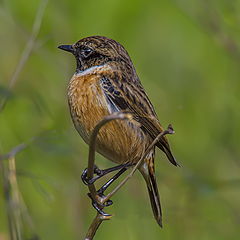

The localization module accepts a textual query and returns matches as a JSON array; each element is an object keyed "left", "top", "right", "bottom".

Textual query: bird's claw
[
  {"left": 87, "top": 192, "right": 113, "bottom": 216},
  {"left": 81, "top": 165, "right": 103, "bottom": 185}
]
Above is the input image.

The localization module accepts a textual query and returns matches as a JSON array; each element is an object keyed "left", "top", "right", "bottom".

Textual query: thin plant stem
[
  {"left": 84, "top": 213, "right": 111, "bottom": 240},
  {"left": 84, "top": 112, "right": 174, "bottom": 240},
  {"left": 87, "top": 112, "right": 133, "bottom": 203},
  {"left": 0, "top": 156, "right": 22, "bottom": 240},
  {"left": 0, "top": 140, "right": 41, "bottom": 240},
  {"left": 0, "top": 158, "right": 15, "bottom": 240},
  {"left": 84, "top": 112, "right": 132, "bottom": 240},
  {"left": 8, "top": 156, "right": 22, "bottom": 240},
  {"left": 0, "top": 0, "right": 48, "bottom": 112}
]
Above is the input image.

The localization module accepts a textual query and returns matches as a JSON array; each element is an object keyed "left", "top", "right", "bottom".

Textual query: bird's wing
[{"left": 98, "top": 68, "right": 179, "bottom": 167}]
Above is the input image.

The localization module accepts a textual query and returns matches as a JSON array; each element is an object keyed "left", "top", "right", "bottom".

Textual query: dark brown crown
[{"left": 66, "top": 36, "right": 135, "bottom": 72}]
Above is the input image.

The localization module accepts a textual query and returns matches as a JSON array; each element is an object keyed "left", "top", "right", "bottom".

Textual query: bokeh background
[{"left": 1, "top": 0, "right": 240, "bottom": 239}]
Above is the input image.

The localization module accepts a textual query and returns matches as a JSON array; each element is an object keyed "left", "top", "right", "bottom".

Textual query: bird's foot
[
  {"left": 87, "top": 192, "right": 113, "bottom": 216},
  {"left": 81, "top": 165, "right": 104, "bottom": 185},
  {"left": 81, "top": 163, "right": 133, "bottom": 185}
]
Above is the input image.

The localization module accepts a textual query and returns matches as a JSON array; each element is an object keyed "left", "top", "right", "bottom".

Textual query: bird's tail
[{"left": 139, "top": 150, "right": 162, "bottom": 227}]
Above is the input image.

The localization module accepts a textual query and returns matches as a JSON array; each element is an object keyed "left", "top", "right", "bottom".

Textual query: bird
[{"left": 58, "top": 36, "right": 178, "bottom": 227}]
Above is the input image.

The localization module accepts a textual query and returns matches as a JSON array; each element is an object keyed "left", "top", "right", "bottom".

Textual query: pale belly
[{"left": 67, "top": 74, "right": 150, "bottom": 164}]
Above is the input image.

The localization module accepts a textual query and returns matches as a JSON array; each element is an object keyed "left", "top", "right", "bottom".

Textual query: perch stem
[
  {"left": 87, "top": 112, "right": 133, "bottom": 203},
  {"left": 84, "top": 113, "right": 174, "bottom": 240},
  {"left": 84, "top": 213, "right": 111, "bottom": 240},
  {"left": 84, "top": 112, "right": 132, "bottom": 240}
]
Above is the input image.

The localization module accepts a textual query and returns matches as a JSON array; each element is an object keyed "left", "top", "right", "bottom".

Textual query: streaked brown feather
[
  {"left": 61, "top": 36, "right": 178, "bottom": 228},
  {"left": 98, "top": 62, "right": 178, "bottom": 166},
  {"left": 68, "top": 67, "right": 149, "bottom": 165}
]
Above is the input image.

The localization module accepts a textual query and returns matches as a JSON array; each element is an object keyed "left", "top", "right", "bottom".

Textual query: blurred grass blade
[{"left": 0, "top": 0, "right": 48, "bottom": 113}]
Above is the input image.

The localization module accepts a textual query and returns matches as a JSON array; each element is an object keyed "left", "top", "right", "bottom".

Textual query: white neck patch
[{"left": 75, "top": 64, "right": 112, "bottom": 77}]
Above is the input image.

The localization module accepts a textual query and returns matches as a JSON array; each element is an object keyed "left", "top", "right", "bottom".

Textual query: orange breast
[{"left": 68, "top": 72, "right": 149, "bottom": 164}]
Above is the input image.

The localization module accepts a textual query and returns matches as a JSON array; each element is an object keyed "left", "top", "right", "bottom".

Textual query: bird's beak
[{"left": 58, "top": 44, "right": 74, "bottom": 53}]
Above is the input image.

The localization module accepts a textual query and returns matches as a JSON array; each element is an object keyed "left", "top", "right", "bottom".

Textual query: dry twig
[
  {"left": 0, "top": 143, "right": 39, "bottom": 240},
  {"left": 84, "top": 112, "right": 132, "bottom": 239},
  {"left": 84, "top": 112, "right": 175, "bottom": 240}
]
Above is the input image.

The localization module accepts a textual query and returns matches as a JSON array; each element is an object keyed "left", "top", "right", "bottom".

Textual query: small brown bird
[{"left": 58, "top": 36, "right": 178, "bottom": 227}]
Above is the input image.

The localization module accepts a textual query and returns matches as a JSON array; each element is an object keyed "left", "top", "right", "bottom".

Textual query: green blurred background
[{"left": 1, "top": 0, "right": 240, "bottom": 239}]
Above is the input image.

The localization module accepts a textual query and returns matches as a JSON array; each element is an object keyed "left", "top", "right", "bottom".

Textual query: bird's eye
[{"left": 81, "top": 47, "right": 92, "bottom": 58}]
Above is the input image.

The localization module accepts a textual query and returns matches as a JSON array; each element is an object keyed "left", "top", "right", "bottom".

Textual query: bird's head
[{"left": 58, "top": 36, "right": 133, "bottom": 72}]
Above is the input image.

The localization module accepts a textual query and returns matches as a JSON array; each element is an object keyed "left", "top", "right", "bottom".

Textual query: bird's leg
[
  {"left": 81, "top": 164, "right": 101, "bottom": 185},
  {"left": 81, "top": 163, "right": 132, "bottom": 185},
  {"left": 87, "top": 192, "right": 111, "bottom": 216},
  {"left": 87, "top": 165, "right": 132, "bottom": 215},
  {"left": 97, "top": 167, "right": 128, "bottom": 197}
]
